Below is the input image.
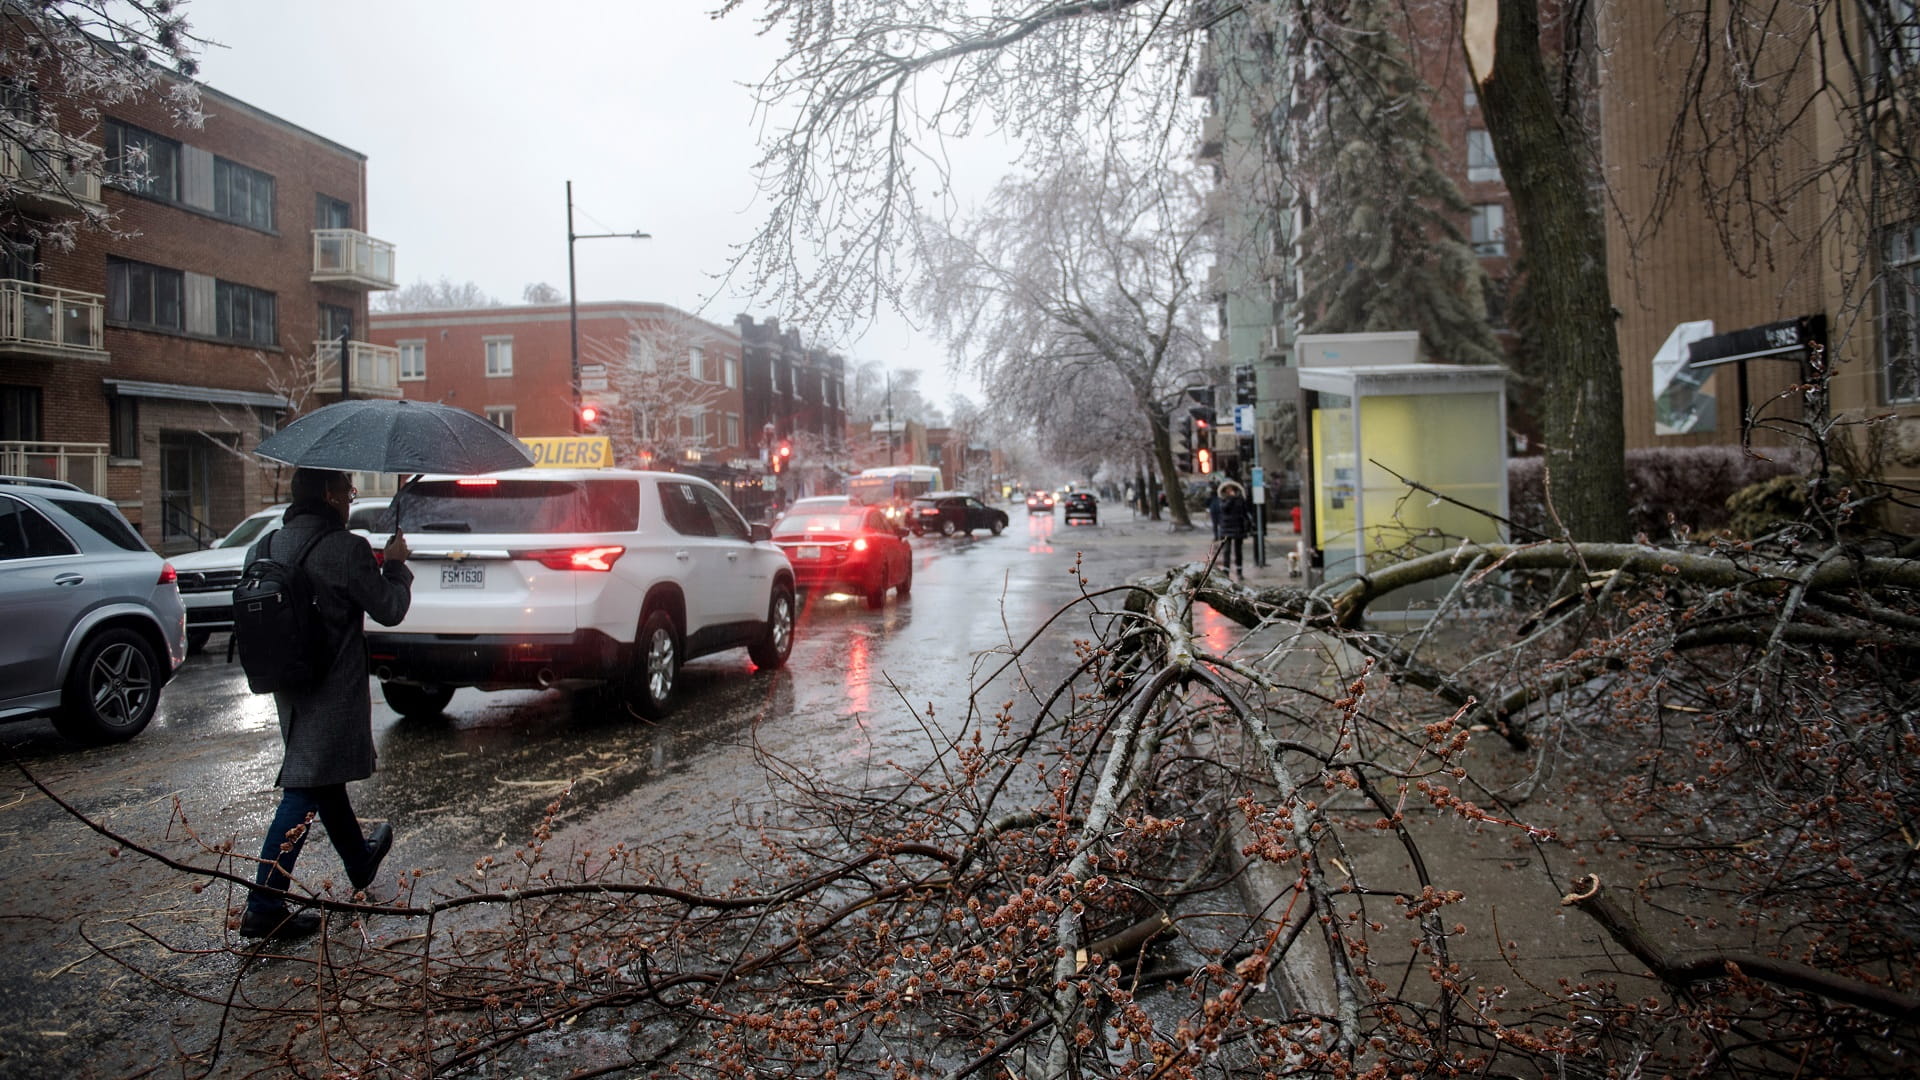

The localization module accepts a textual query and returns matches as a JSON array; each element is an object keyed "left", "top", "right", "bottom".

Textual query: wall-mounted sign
[
  {"left": 1686, "top": 314, "right": 1825, "bottom": 369},
  {"left": 523, "top": 436, "right": 613, "bottom": 468}
]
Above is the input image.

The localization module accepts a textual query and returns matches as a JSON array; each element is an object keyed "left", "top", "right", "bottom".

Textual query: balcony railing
[
  {"left": 315, "top": 340, "right": 403, "bottom": 398},
  {"left": 0, "top": 441, "right": 107, "bottom": 495},
  {"left": 0, "top": 279, "right": 106, "bottom": 359},
  {"left": 0, "top": 126, "right": 104, "bottom": 214},
  {"left": 311, "top": 229, "right": 397, "bottom": 290}
]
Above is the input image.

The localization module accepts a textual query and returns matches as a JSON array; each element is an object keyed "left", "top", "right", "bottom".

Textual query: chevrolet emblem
[{"left": 446, "top": 551, "right": 469, "bottom": 562}]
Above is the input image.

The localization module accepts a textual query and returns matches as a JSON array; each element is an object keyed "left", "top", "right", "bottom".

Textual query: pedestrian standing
[
  {"left": 241, "top": 468, "right": 413, "bottom": 940},
  {"left": 1216, "top": 481, "right": 1254, "bottom": 574},
  {"left": 1206, "top": 481, "right": 1223, "bottom": 541}
]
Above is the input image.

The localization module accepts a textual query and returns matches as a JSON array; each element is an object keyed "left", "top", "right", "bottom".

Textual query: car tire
[
  {"left": 748, "top": 584, "right": 796, "bottom": 670},
  {"left": 940, "top": 519, "right": 957, "bottom": 537},
  {"left": 895, "top": 559, "right": 912, "bottom": 598},
  {"left": 990, "top": 519, "right": 1005, "bottom": 536},
  {"left": 186, "top": 628, "right": 212, "bottom": 655},
  {"left": 54, "top": 628, "right": 160, "bottom": 745},
  {"left": 382, "top": 681, "right": 454, "bottom": 719},
  {"left": 628, "top": 609, "right": 680, "bottom": 719},
  {"left": 864, "top": 571, "right": 887, "bottom": 610}
]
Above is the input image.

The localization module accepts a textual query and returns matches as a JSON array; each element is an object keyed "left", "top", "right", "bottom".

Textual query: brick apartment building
[{"left": 0, "top": 28, "right": 397, "bottom": 552}]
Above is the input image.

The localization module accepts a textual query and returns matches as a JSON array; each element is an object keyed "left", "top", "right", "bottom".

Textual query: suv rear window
[
  {"left": 46, "top": 497, "right": 148, "bottom": 551},
  {"left": 394, "top": 479, "right": 639, "bottom": 534}
]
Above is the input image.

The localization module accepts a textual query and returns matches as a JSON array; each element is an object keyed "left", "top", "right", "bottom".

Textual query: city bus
[{"left": 847, "top": 465, "right": 943, "bottom": 525}]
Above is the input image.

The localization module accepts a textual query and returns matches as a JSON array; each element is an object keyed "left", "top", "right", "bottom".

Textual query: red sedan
[{"left": 771, "top": 505, "right": 913, "bottom": 609}]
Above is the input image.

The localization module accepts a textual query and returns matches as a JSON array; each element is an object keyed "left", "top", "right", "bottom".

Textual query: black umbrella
[{"left": 255, "top": 399, "right": 534, "bottom": 475}]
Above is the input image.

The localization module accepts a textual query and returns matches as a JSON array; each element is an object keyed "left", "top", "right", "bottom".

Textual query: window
[
  {"left": 628, "top": 332, "right": 655, "bottom": 372},
  {"left": 485, "top": 337, "right": 513, "bottom": 376},
  {"left": 215, "top": 280, "right": 277, "bottom": 345},
  {"left": 106, "top": 257, "right": 184, "bottom": 331},
  {"left": 0, "top": 495, "right": 77, "bottom": 560},
  {"left": 1869, "top": 0, "right": 1919, "bottom": 78},
  {"left": 694, "top": 485, "right": 751, "bottom": 541},
  {"left": 725, "top": 412, "right": 740, "bottom": 447},
  {"left": 0, "top": 234, "right": 34, "bottom": 281},
  {"left": 212, "top": 157, "right": 275, "bottom": 230},
  {"left": 398, "top": 340, "right": 426, "bottom": 381},
  {"left": 48, "top": 498, "right": 145, "bottom": 551},
  {"left": 318, "top": 303, "right": 353, "bottom": 344},
  {"left": 485, "top": 406, "right": 515, "bottom": 433},
  {"left": 103, "top": 119, "right": 179, "bottom": 200},
  {"left": 1, "top": 384, "right": 41, "bottom": 440},
  {"left": 692, "top": 409, "right": 709, "bottom": 442},
  {"left": 688, "top": 345, "right": 706, "bottom": 380},
  {"left": 1467, "top": 130, "right": 1500, "bottom": 183},
  {"left": 108, "top": 396, "right": 138, "bottom": 458},
  {"left": 1882, "top": 222, "right": 1920, "bottom": 403},
  {"left": 657, "top": 481, "right": 715, "bottom": 536},
  {"left": 724, "top": 355, "right": 739, "bottom": 388},
  {"left": 1470, "top": 204, "right": 1507, "bottom": 256},
  {"left": 0, "top": 78, "right": 38, "bottom": 123},
  {"left": 315, "top": 194, "right": 351, "bottom": 230}
]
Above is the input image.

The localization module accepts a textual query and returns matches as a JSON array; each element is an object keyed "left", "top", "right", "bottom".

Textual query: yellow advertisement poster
[{"left": 522, "top": 436, "right": 613, "bottom": 469}]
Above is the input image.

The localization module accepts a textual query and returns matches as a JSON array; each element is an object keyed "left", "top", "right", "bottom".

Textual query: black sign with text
[{"left": 1687, "top": 314, "right": 1826, "bottom": 368}]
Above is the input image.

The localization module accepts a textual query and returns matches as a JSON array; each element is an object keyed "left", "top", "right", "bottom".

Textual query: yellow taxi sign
[{"left": 523, "top": 436, "right": 613, "bottom": 469}]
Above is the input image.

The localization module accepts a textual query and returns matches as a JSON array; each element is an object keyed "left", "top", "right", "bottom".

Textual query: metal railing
[
  {"left": 0, "top": 440, "right": 107, "bottom": 494},
  {"left": 0, "top": 128, "right": 103, "bottom": 208},
  {"left": 311, "top": 228, "right": 397, "bottom": 289},
  {"left": 314, "top": 340, "right": 403, "bottom": 398},
  {"left": 0, "top": 278, "right": 105, "bottom": 354}
]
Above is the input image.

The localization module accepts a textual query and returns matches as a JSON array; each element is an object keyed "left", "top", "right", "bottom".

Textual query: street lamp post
[{"left": 566, "top": 180, "right": 650, "bottom": 432}]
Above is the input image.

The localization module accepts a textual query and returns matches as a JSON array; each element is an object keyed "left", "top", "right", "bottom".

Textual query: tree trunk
[
  {"left": 1471, "top": 0, "right": 1628, "bottom": 541},
  {"left": 1149, "top": 411, "right": 1193, "bottom": 528}
]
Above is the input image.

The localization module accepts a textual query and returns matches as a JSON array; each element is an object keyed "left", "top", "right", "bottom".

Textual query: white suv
[{"left": 364, "top": 468, "right": 796, "bottom": 719}]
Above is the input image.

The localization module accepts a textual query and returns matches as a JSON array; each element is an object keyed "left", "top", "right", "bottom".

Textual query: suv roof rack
[{"left": 0, "top": 475, "right": 86, "bottom": 492}]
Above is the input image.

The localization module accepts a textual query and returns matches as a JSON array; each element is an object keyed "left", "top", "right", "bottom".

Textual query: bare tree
[
  {"left": 587, "top": 311, "right": 730, "bottom": 467},
  {"left": 371, "top": 276, "right": 502, "bottom": 313},
  {"left": 916, "top": 151, "right": 1212, "bottom": 527},
  {"left": 521, "top": 280, "right": 563, "bottom": 304}
]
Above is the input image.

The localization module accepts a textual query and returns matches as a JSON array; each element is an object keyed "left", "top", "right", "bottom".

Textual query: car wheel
[
  {"left": 895, "top": 559, "right": 912, "bottom": 598},
  {"left": 186, "top": 628, "right": 212, "bottom": 655},
  {"left": 748, "top": 584, "right": 796, "bottom": 670},
  {"left": 990, "top": 518, "right": 1005, "bottom": 536},
  {"left": 628, "top": 609, "right": 680, "bottom": 719},
  {"left": 864, "top": 570, "right": 887, "bottom": 610},
  {"left": 940, "top": 519, "right": 957, "bottom": 537},
  {"left": 54, "top": 628, "right": 160, "bottom": 745},
  {"left": 382, "top": 681, "right": 454, "bottom": 719}
]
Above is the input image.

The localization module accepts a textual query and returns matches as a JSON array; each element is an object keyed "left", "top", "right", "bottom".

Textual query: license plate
[
  {"left": 440, "top": 564, "right": 485, "bottom": 589},
  {"left": 796, "top": 545, "right": 821, "bottom": 560}
]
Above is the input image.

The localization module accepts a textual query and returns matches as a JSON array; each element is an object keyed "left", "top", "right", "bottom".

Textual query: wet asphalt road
[{"left": 0, "top": 505, "right": 1210, "bottom": 1077}]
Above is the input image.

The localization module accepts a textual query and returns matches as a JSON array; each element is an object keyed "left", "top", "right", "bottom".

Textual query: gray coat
[{"left": 248, "top": 503, "right": 413, "bottom": 788}]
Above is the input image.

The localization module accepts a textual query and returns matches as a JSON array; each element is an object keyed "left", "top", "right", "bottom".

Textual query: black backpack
[{"left": 232, "top": 528, "right": 329, "bottom": 694}]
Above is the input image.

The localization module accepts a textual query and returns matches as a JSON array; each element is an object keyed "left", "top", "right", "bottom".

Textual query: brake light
[
  {"left": 530, "top": 545, "right": 624, "bottom": 571},
  {"left": 157, "top": 562, "right": 177, "bottom": 585},
  {"left": 852, "top": 537, "right": 868, "bottom": 552},
  {"left": 457, "top": 478, "right": 499, "bottom": 487}
]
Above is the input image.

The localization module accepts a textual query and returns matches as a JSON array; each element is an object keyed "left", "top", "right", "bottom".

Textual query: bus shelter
[{"left": 1300, "top": 363, "right": 1508, "bottom": 618}]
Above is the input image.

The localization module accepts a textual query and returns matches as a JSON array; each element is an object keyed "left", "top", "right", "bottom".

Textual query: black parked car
[
  {"left": 910, "top": 492, "right": 1008, "bottom": 538},
  {"left": 1062, "top": 492, "right": 1099, "bottom": 525}
]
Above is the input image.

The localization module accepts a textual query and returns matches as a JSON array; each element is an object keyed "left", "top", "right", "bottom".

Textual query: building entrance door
[{"left": 160, "top": 432, "right": 217, "bottom": 549}]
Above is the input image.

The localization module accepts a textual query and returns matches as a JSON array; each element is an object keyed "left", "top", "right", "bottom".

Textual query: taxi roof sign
[{"left": 523, "top": 436, "right": 613, "bottom": 469}]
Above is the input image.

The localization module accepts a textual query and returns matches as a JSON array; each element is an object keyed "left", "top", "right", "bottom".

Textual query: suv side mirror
[{"left": 751, "top": 522, "right": 772, "bottom": 543}]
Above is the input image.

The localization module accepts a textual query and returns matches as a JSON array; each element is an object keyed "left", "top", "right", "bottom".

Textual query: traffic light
[
  {"left": 1195, "top": 447, "right": 1214, "bottom": 475},
  {"left": 1234, "top": 364, "right": 1256, "bottom": 406},
  {"left": 772, "top": 439, "right": 793, "bottom": 474},
  {"left": 578, "top": 402, "right": 604, "bottom": 434},
  {"left": 1175, "top": 412, "right": 1194, "bottom": 473}
]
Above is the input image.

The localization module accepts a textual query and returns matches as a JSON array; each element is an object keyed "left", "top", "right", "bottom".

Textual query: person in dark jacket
[
  {"left": 1215, "top": 481, "right": 1254, "bottom": 574},
  {"left": 241, "top": 468, "right": 413, "bottom": 940}
]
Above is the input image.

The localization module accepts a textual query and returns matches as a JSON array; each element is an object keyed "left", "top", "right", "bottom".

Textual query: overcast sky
[{"left": 181, "top": 0, "right": 990, "bottom": 413}]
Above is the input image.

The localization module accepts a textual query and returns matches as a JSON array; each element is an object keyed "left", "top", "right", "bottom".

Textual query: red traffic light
[
  {"left": 579, "top": 404, "right": 601, "bottom": 426},
  {"left": 777, "top": 441, "right": 792, "bottom": 458},
  {"left": 1195, "top": 447, "right": 1214, "bottom": 475}
]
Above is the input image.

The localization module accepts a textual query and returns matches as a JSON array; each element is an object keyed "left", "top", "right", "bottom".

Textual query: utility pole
[
  {"left": 566, "top": 181, "right": 649, "bottom": 432},
  {"left": 884, "top": 370, "right": 895, "bottom": 467}
]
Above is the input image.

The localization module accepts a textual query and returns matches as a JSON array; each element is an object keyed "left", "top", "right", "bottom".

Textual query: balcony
[
  {"left": 1197, "top": 111, "right": 1224, "bottom": 161},
  {"left": 0, "top": 441, "right": 107, "bottom": 495},
  {"left": 0, "top": 279, "right": 107, "bottom": 360},
  {"left": 314, "top": 340, "right": 403, "bottom": 398},
  {"left": 0, "top": 124, "right": 105, "bottom": 216},
  {"left": 311, "top": 229, "right": 397, "bottom": 290}
]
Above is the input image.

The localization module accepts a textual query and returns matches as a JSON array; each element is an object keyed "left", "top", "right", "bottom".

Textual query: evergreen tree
[{"left": 1295, "top": 0, "right": 1503, "bottom": 368}]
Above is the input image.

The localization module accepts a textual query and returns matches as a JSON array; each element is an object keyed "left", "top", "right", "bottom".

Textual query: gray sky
[{"left": 182, "top": 0, "right": 986, "bottom": 414}]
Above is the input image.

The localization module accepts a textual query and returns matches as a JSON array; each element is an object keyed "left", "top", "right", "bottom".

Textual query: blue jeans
[{"left": 248, "top": 784, "right": 369, "bottom": 914}]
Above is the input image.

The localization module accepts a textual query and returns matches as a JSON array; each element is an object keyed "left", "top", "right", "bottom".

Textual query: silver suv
[{"left": 0, "top": 477, "right": 187, "bottom": 743}]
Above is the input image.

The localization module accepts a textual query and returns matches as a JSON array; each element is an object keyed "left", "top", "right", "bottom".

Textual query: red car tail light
[
  {"left": 157, "top": 562, "right": 177, "bottom": 585},
  {"left": 528, "top": 546, "right": 625, "bottom": 571},
  {"left": 851, "top": 537, "right": 869, "bottom": 552}
]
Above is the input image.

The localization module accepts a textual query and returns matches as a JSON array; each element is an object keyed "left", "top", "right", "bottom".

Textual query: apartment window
[
  {"left": 1466, "top": 130, "right": 1500, "bottom": 183},
  {"left": 106, "top": 257, "right": 184, "bottom": 331},
  {"left": 1869, "top": 0, "right": 1919, "bottom": 78},
  {"left": 0, "top": 384, "right": 41, "bottom": 440},
  {"left": 628, "top": 331, "right": 655, "bottom": 372},
  {"left": 688, "top": 345, "right": 706, "bottom": 380},
  {"left": 725, "top": 412, "right": 741, "bottom": 447},
  {"left": 108, "top": 396, "right": 138, "bottom": 459},
  {"left": 398, "top": 340, "right": 426, "bottom": 381},
  {"left": 211, "top": 157, "right": 275, "bottom": 230},
  {"left": 0, "top": 78, "right": 38, "bottom": 123},
  {"left": 1470, "top": 204, "right": 1507, "bottom": 256},
  {"left": 1882, "top": 222, "right": 1920, "bottom": 403},
  {"left": 0, "top": 234, "right": 34, "bottom": 281},
  {"left": 318, "top": 303, "right": 353, "bottom": 344},
  {"left": 485, "top": 337, "right": 513, "bottom": 377},
  {"left": 104, "top": 119, "right": 179, "bottom": 201},
  {"left": 724, "top": 355, "right": 739, "bottom": 388},
  {"left": 691, "top": 409, "right": 709, "bottom": 441},
  {"left": 316, "top": 193, "right": 351, "bottom": 230},
  {"left": 216, "top": 281, "right": 277, "bottom": 346},
  {"left": 485, "top": 406, "right": 515, "bottom": 434}
]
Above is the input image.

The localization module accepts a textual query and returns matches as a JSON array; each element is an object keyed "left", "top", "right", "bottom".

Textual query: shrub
[{"left": 1508, "top": 446, "right": 1807, "bottom": 540}]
